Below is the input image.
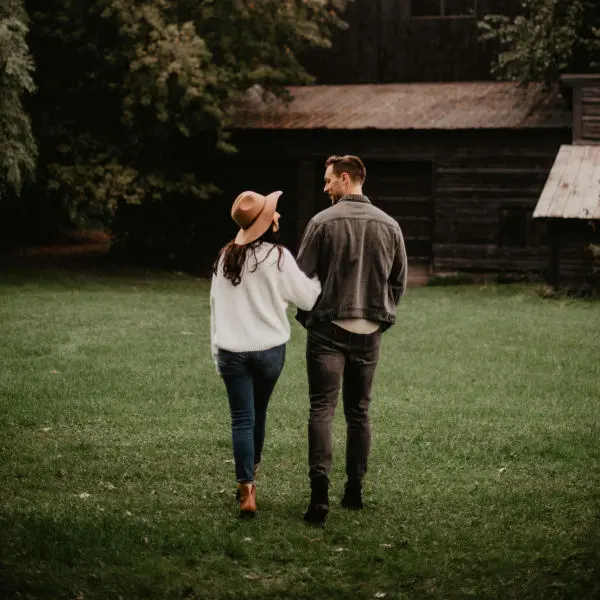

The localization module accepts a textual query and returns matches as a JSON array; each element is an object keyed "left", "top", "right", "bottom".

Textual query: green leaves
[
  {"left": 479, "top": 0, "right": 600, "bottom": 86},
  {"left": 124, "top": 13, "right": 217, "bottom": 132},
  {"left": 27, "top": 0, "right": 351, "bottom": 230},
  {"left": 0, "top": 0, "right": 37, "bottom": 200}
]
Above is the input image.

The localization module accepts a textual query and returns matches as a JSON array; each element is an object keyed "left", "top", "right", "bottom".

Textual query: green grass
[{"left": 1, "top": 267, "right": 599, "bottom": 599}]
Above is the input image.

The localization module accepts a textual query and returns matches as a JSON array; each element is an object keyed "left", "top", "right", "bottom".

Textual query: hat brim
[{"left": 234, "top": 190, "right": 282, "bottom": 245}]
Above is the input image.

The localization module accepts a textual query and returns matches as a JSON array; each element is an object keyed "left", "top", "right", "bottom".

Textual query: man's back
[{"left": 296, "top": 194, "right": 407, "bottom": 331}]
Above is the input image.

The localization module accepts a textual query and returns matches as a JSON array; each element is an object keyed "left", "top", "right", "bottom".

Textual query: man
[{"left": 296, "top": 154, "right": 407, "bottom": 525}]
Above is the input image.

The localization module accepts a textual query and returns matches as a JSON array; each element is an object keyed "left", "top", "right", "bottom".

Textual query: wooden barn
[
  {"left": 207, "top": 82, "right": 570, "bottom": 276},
  {"left": 300, "top": 0, "right": 523, "bottom": 84},
  {"left": 199, "top": 0, "right": 577, "bottom": 278},
  {"left": 533, "top": 75, "right": 600, "bottom": 289}
]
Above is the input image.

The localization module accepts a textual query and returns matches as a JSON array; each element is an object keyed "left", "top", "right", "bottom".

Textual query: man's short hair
[{"left": 325, "top": 155, "right": 366, "bottom": 184}]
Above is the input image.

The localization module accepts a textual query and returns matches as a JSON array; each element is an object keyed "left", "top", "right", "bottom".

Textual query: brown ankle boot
[{"left": 238, "top": 482, "right": 256, "bottom": 517}]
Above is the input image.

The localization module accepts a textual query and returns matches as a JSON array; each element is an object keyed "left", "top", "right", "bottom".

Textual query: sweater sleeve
[
  {"left": 209, "top": 276, "right": 219, "bottom": 369},
  {"left": 280, "top": 248, "right": 322, "bottom": 311}
]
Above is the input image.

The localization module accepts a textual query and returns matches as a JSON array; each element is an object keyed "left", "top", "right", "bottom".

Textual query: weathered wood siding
[
  {"left": 434, "top": 146, "right": 555, "bottom": 272},
  {"left": 562, "top": 75, "right": 600, "bottom": 145},
  {"left": 549, "top": 220, "right": 600, "bottom": 285},
  {"left": 212, "top": 128, "right": 571, "bottom": 276},
  {"left": 301, "top": 0, "right": 522, "bottom": 84},
  {"left": 581, "top": 85, "right": 600, "bottom": 143}
]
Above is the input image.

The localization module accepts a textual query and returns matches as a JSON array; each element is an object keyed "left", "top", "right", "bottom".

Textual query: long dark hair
[{"left": 213, "top": 224, "right": 284, "bottom": 286}]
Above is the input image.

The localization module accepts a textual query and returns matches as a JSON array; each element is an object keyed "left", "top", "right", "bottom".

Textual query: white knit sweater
[{"left": 210, "top": 244, "right": 321, "bottom": 364}]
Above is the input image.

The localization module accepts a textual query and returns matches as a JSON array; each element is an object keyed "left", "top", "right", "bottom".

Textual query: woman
[{"left": 210, "top": 190, "right": 321, "bottom": 518}]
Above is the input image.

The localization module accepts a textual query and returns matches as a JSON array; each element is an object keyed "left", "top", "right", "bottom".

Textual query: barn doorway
[{"left": 364, "top": 160, "right": 434, "bottom": 265}]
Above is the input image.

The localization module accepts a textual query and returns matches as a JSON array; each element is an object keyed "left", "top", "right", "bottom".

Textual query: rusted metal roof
[
  {"left": 533, "top": 145, "right": 600, "bottom": 219},
  {"left": 232, "top": 82, "right": 569, "bottom": 130}
]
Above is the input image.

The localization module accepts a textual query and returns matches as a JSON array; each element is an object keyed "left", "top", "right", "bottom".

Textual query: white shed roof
[{"left": 534, "top": 145, "right": 600, "bottom": 219}]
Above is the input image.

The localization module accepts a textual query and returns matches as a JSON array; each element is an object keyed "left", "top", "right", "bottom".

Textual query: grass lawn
[{"left": 1, "top": 267, "right": 599, "bottom": 599}]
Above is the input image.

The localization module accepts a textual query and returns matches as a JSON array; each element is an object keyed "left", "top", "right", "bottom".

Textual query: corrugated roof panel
[
  {"left": 533, "top": 145, "right": 600, "bottom": 219},
  {"left": 231, "top": 82, "right": 569, "bottom": 131}
]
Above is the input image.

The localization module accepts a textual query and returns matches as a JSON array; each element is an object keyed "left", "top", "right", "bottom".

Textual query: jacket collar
[{"left": 337, "top": 194, "right": 371, "bottom": 204}]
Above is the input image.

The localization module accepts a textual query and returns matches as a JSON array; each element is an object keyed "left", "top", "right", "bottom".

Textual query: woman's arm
[
  {"left": 280, "top": 248, "right": 321, "bottom": 311},
  {"left": 209, "top": 276, "right": 220, "bottom": 373}
]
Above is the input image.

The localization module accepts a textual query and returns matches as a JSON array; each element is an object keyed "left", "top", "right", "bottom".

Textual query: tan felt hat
[{"left": 231, "top": 190, "right": 282, "bottom": 245}]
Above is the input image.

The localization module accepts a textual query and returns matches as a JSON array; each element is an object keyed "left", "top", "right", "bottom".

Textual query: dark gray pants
[{"left": 306, "top": 321, "right": 381, "bottom": 486}]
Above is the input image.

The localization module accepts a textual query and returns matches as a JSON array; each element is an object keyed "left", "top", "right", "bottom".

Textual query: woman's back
[{"left": 211, "top": 242, "right": 320, "bottom": 355}]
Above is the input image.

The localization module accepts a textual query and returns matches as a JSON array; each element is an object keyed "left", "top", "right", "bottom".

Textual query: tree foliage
[
  {"left": 27, "top": 0, "right": 350, "bottom": 227},
  {"left": 479, "top": 0, "right": 600, "bottom": 86},
  {"left": 0, "top": 0, "right": 37, "bottom": 200}
]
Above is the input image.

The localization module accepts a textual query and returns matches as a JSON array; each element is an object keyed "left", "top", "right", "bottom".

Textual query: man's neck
[{"left": 333, "top": 187, "right": 363, "bottom": 204}]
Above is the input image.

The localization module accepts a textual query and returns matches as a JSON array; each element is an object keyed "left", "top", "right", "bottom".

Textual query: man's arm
[
  {"left": 295, "top": 218, "right": 322, "bottom": 327},
  {"left": 390, "top": 226, "right": 407, "bottom": 305},
  {"left": 296, "top": 218, "right": 321, "bottom": 277}
]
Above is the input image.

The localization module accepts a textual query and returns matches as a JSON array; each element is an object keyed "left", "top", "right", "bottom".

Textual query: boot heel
[
  {"left": 238, "top": 482, "right": 256, "bottom": 518},
  {"left": 304, "top": 482, "right": 329, "bottom": 525}
]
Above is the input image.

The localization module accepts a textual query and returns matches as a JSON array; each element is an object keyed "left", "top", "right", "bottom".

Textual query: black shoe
[
  {"left": 303, "top": 502, "right": 329, "bottom": 525},
  {"left": 303, "top": 482, "right": 329, "bottom": 525},
  {"left": 341, "top": 481, "right": 363, "bottom": 510}
]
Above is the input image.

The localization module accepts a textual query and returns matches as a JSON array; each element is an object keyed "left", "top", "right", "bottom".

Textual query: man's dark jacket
[{"left": 296, "top": 194, "right": 407, "bottom": 332}]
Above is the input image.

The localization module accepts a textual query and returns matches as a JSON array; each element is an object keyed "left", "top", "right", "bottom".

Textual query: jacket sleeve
[
  {"left": 295, "top": 219, "right": 322, "bottom": 326},
  {"left": 281, "top": 249, "right": 322, "bottom": 311},
  {"left": 295, "top": 218, "right": 321, "bottom": 277},
  {"left": 390, "top": 227, "right": 408, "bottom": 305}
]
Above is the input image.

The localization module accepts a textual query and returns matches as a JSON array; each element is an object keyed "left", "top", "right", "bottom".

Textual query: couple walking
[{"left": 210, "top": 155, "right": 407, "bottom": 524}]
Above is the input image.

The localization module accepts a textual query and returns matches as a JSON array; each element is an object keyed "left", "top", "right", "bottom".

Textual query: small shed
[{"left": 533, "top": 75, "right": 600, "bottom": 289}]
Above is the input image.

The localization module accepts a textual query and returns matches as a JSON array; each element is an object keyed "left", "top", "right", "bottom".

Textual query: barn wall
[
  {"left": 300, "top": 0, "right": 523, "bottom": 84},
  {"left": 581, "top": 85, "right": 600, "bottom": 143},
  {"left": 562, "top": 76, "right": 600, "bottom": 145},
  {"left": 223, "top": 127, "right": 570, "bottom": 275},
  {"left": 432, "top": 137, "right": 558, "bottom": 273},
  {"left": 548, "top": 220, "right": 600, "bottom": 284}
]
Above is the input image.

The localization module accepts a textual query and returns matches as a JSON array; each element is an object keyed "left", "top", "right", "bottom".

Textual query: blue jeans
[{"left": 218, "top": 344, "right": 286, "bottom": 483}]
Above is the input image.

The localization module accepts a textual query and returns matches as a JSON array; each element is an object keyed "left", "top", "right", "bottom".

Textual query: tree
[
  {"left": 26, "top": 0, "right": 351, "bottom": 230},
  {"left": 479, "top": 0, "right": 600, "bottom": 87},
  {"left": 0, "top": 0, "right": 36, "bottom": 200}
]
